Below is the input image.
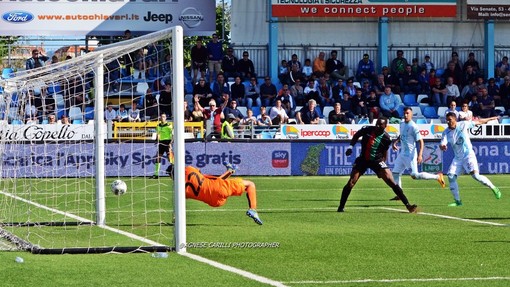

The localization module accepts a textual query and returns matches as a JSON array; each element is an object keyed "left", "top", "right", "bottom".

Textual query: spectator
[
  {"left": 339, "top": 91, "right": 356, "bottom": 121},
  {"left": 290, "top": 79, "right": 305, "bottom": 107},
  {"left": 144, "top": 88, "right": 159, "bottom": 121},
  {"left": 344, "top": 78, "right": 357, "bottom": 97},
  {"left": 463, "top": 52, "right": 480, "bottom": 72},
  {"left": 191, "top": 96, "right": 205, "bottom": 122},
  {"left": 221, "top": 47, "right": 239, "bottom": 80},
  {"left": 366, "top": 90, "right": 380, "bottom": 123},
  {"left": 316, "top": 76, "right": 333, "bottom": 107},
  {"left": 356, "top": 54, "right": 376, "bottom": 84},
  {"left": 223, "top": 99, "right": 244, "bottom": 121},
  {"left": 47, "top": 114, "right": 57, "bottom": 124},
  {"left": 257, "top": 106, "right": 272, "bottom": 126},
  {"left": 478, "top": 88, "right": 497, "bottom": 118},
  {"left": 487, "top": 78, "right": 501, "bottom": 105},
  {"left": 128, "top": 101, "right": 141, "bottom": 122},
  {"left": 417, "top": 69, "right": 430, "bottom": 95},
  {"left": 278, "top": 60, "right": 289, "bottom": 85},
  {"left": 402, "top": 64, "right": 421, "bottom": 95},
  {"left": 207, "top": 33, "right": 223, "bottom": 83},
  {"left": 237, "top": 51, "right": 256, "bottom": 81},
  {"left": 122, "top": 30, "right": 135, "bottom": 77},
  {"left": 201, "top": 99, "right": 227, "bottom": 140},
  {"left": 184, "top": 100, "right": 193, "bottom": 122},
  {"left": 312, "top": 51, "right": 326, "bottom": 76},
  {"left": 381, "top": 66, "right": 399, "bottom": 94},
  {"left": 410, "top": 57, "right": 421, "bottom": 74},
  {"left": 390, "top": 50, "right": 408, "bottom": 87},
  {"left": 431, "top": 77, "right": 448, "bottom": 107},
  {"left": 221, "top": 113, "right": 236, "bottom": 139},
  {"left": 468, "top": 94, "right": 481, "bottom": 117},
  {"left": 462, "top": 65, "right": 479, "bottom": 89},
  {"left": 326, "top": 50, "right": 348, "bottom": 81},
  {"left": 332, "top": 78, "right": 344, "bottom": 103},
  {"left": 193, "top": 78, "right": 213, "bottom": 108},
  {"left": 61, "top": 114, "right": 71, "bottom": 125},
  {"left": 496, "top": 56, "right": 509, "bottom": 80},
  {"left": 244, "top": 77, "right": 261, "bottom": 110},
  {"left": 302, "top": 58, "right": 313, "bottom": 82},
  {"left": 458, "top": 102, "right": 473, "bottom": 121},
  {"left": 296, "top": 99, "right": 321, "bottom": 125},
  {"left": 288, "top": 63, "right": 304, "bottom": 86},
  {"left": 443, "top": 60, "right": 463, "bottom": 86},
  {"left": 26, "top": 49, "right": 49, "bottom": 70},
  {"left": 304, "top": 78, "right": 320, "bottom": 103},
  {"left": 269, "top": 99, "right": 289, "bottom": 125},
  {"left": 104, "top": 103, "right": 117, "bottom": 122},
  {"left": 191, "top": 38, "right": 208, "bottom": 84},
  {"left": 328, "top": 102, "right": 349, "bottom": 124},
  {"left": 260, "top": 76, "right": 277, "bottom": 107},
  {"left": 288, "top": 54, "right": 302, "bottom": 71},
  {"left": 448, "top": 51, "right": 463, "bottom": 74},
  {"left": 351, "top": 88, "right": 368, "bottom": 118},
  {"left": 230, "top": 76, "right": 246, "bottom": 105},
  {"left": 499, "top": 76, "right": 510, "bottom": 113},
  {"left": 276, "top": 84, "right": 296, "bottom": 118},
  {"left": 211, "top": 73, "right": 230, "bottom": 102},
  {"left": 116, "top": 104, "right": 129, "bottom": 122},
  {"left": 159, "top": 82, "right": 173, "bottom": 118},
  {"left": 379, "top": 86, "right": 402, "bottom": 118},
  {"left": 443, "top": 101, "right": 459, "bottom": 119},
  {"left": 421, "top": 54, "right": 435, "bottom": 74},
  {"left": 240, "top": 109, "right": 258, "bottom": 127},
  {"left": 445, "top": 76, "right": 461, "bottom": 105}
]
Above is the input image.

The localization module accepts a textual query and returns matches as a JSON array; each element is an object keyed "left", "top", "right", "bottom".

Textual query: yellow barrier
[{"left": 112, "top": 121, "right": 204, "bottom": 140}]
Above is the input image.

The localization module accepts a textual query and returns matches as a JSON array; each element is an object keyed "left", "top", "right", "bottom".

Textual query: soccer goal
[{"left": 0, "top": 26, "right": 185, "bottom": 254}]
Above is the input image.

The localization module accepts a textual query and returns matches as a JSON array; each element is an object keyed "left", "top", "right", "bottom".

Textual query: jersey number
[{"left": 186, "top": 172, "right": 204, "bottom": 196}]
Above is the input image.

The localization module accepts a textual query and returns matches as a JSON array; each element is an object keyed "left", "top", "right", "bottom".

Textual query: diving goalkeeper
[{"left": 183, "top": 163, "right": 263, "bottom": 225}]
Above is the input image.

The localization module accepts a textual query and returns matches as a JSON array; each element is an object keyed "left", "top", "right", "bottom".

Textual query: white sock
[
  {"left": 414, "top": 172, "right": 438, "bottom": 180},
  {"left": 448, "top": 174, "right": 461, "bottom": 201},
  {"left": 393, "top": 173, "right": 401, "bottom": 187},
  {"left": 471, "top": 173, "right": 495, "bottom": 189}
]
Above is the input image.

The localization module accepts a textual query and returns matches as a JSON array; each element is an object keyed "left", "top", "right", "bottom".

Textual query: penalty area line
[
  {"left": 0, "top": 190, "right": 165, "bottom": 247},
  {"left": 284, "top": 276, "right": 510, "bottom": 284},
  {"left": 379, "top": 207, "right": 508, "bottom": 227},
  {"left": 181, "top": 252, "right": 288, "bottom": 287}
]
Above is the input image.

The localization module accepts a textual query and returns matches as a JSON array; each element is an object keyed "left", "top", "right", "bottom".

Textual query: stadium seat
[
  {"left": 495, "top": 106, "right": 505, "bottom": 116},
  {"left": 73, "top": 119, "right": 83, "bottom": 124},
  {"left": 260, "top": 131, "right": 274, "bottom": 139},
  {"left": 416, "top": 118, "right": 428, "bottom": 124},
  {"left": 68, "top": 107, "right": 83, "bottom": 121},
  {"left": 437, "top": 107, "right": 449, "bottom": 118},
  {"left": 1, "top": 68, "right": 14, "bottom": 79},
  {"left": 136, "top": 82, "right": 149, "bottom": 95},
  {"left": 417, "top": 94, "right": 429, "bottom": 105},
  {"left": 237, "top": 106, "right": 247, "bottom": 117},
  {"left": 11, "top": 119, "right": 23, "bottom": 125},
  {"left": 396, "top": 105, "right": 404, "bottom": 117},
  {"left": 435, "top": 68, "right": 445, "bottom": 77},
  {"left": 322, "top": 106, "right": 334, "bottom": 123},
  {"left": 358, "top": 118, "right": 369, "bottom": 124},
  {"left": 403, "top": 94, "right": 419, "bottom": 106},
  {"left": 251, "top": 106, "right": 261, "bottom": 117},
  {"left": 84, "top": 106, "right": 94, "bottom": 121},
  {"left": 41, "top": 119, "right": 49, "bottom": 124},
  {"left": 410, "top": 106, "right": 423, "bottom": 117},
  {"left": 47, "top": 84, "right": 62, "bottom": 95},
  {"left": 423, "top": 106, "right": 439, "bottom": 118}
]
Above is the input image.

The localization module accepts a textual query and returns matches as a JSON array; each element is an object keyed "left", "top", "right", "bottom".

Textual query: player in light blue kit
[
  {"left": 440, "top": 112, "right": 501, "bottom": 206},
  {"left": 390, "top": 107, "right": 445, "bottom": 200}
]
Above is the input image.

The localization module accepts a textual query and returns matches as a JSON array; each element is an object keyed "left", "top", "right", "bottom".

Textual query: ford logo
[{"left": 3, "top": 11, "right": 34, "bottom": 24}]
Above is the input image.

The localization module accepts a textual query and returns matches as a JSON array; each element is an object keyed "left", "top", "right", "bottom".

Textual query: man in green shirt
[{"left": 153, "top": 113, "right": 173, "bottom": 179}]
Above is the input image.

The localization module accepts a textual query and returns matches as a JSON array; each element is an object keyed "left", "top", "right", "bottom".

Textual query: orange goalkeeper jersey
[{"left": 185, "top": 166, "right": 245, "bottom": 207}]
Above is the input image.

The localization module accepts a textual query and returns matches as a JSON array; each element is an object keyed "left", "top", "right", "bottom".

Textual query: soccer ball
[{"left": 111, "top": 179, "right": 127, "bottom": 195}]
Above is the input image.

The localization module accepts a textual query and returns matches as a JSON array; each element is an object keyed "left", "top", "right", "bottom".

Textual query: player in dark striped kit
[{"left": 337, "top": 117, "right": 418, "bottom": 213}]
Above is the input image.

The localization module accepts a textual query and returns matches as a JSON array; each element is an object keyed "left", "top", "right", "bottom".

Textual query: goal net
[{"left": 0, "top": 26, "right": 185, "bottom": 254}]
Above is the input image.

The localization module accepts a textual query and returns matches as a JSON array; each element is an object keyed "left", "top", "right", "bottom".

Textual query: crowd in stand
[{"left": 12, "top": 33, "right": 510, "bottom": 132}]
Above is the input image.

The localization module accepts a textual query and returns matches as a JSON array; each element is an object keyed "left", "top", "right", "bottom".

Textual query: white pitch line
[
  {"left": 0, "top": 190, "right": 163, "bottom": 246},
  {"left": 285, "top": 276, "right": 510, "bottom": 284},
  {"left": 182, "top": 252, "right": 288, "bottom": 287},
  {"left": 379, "top": 207, "right": 509, "bottom": 226}
]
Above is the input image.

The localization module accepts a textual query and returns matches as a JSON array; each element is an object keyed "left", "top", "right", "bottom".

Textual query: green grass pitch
[{"left": 2, "top": 174, "right": 510, "bottom": 287}]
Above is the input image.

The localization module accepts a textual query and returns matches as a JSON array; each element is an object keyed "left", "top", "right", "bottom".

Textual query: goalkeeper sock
[{"left": 155, "top": 163, "right": 160, "bottom": 175}]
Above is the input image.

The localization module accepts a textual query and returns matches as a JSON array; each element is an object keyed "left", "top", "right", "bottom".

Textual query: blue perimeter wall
[{"left": 3, "top": 141, "right": 509, "bottom": 177}]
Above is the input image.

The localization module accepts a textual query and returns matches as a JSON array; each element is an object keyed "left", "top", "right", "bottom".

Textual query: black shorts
[
  {"left": 158, "top": 140, "right": 171, "bottom": 156},
  {"left": 353, "top": 157, "right": 388, "bottom": 176}
]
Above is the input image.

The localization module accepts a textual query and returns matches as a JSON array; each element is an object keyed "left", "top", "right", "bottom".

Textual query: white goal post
[{"left": 0, "top": 26, "right": 185, "bottom": 254}]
